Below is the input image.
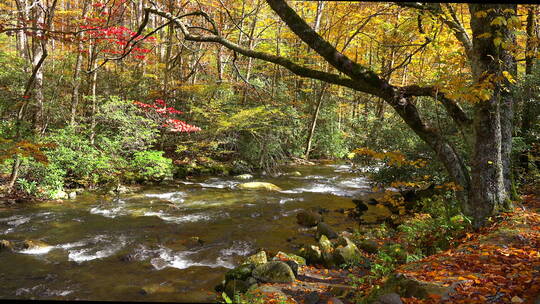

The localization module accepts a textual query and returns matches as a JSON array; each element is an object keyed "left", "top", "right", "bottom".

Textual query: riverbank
[{"left": 229, "top": 193, "right": 540, "bottom": 304}]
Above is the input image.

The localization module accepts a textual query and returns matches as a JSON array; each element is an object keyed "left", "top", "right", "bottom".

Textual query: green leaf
[
  {"left": 222, "top": 292, "right": 232, "bottom": 304},
  {"left": 491, "top": 16, "right": 507, "bottom": 26}
]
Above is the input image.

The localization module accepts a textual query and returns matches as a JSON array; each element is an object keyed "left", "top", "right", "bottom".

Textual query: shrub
[{"left": 129, "top": 150, "right": 173, "bottom": 182}]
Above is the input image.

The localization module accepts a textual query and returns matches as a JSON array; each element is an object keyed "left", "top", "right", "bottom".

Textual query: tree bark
[{"left": 466, "top": 4, "right": 517, "bottom": 226}]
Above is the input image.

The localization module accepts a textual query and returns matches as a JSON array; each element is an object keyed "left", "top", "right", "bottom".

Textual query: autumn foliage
[
  {"left": 134, "top": 99, "right": 201, "bottom": 133},
  {"left": 398, "top": 196, "right": 540, "bottom": 304}
]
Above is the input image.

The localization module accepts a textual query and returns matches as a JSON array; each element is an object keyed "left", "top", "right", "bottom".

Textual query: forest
[{"left": 0, "top": 1, "right": 539, "bottom": 303}]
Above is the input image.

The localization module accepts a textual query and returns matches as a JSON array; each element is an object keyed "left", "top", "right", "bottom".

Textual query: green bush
[{"left": 129, "top": 150, "right": 173, "bottom": 182}]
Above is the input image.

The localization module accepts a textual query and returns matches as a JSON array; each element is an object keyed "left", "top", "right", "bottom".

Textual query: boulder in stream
[
  {"left": 252, "top": 261, "right": 295, "bottom": 283},
  {"left": 237, "top": 182, "right": 282, "bottom": 191},
  {"left": 52, "top": 190, "right": 68, "bottom": 200},
  {"left": 296, "top": 210, "right": 322, "bottom": 227},
  {"left": 234, "top": 174, "right": 253, "bottom": 180},
  {"left": 316, "top": 222, "right": 338, "bottom": 239},
  {"left": 22, "top": 240, "right": 50, "bottom": 250},
  {"left": 0, "top": 240, "right": 13, "bottom": 251}
]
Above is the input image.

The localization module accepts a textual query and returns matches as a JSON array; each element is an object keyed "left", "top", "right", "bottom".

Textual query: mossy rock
[
  {"left": 319, "top": 235, "right": 335, "bottom": 267},
  {"left": 333, "top": 236, "right": 363, "bottom": 266},
  {"left": 273, "top": 251, "right": 306, "bottom": 266},
  {"left": 243, "top": 250, "right": 267, "bottom": 265},
  {"left": 225, "top": 264, "right": 255, "bottom": 281},
  {"left": 252, "top": 261, "right": 295, "bottom": 283},
  {"left": 298, "top": 245, "right": 322, "bottom": 265}
]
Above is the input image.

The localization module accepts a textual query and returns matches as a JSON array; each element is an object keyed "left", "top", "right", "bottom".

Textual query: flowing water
[{"left": 0, "top": 164, "right": 389, "bottom": 302}]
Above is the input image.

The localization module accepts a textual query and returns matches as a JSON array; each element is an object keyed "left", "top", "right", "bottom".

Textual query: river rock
[
  {"left": 316, "top": 222, "right": 338, "bottom": 239},
  {"left": 296, "top": 210, "right": 322, "bottom": 227},
  {"left": 225, "top": 264, "right": 255, "bottom": 281},
  {"left": 68, "top": 191, "right": 77, "bottom": 199},
  {"left": 373, "top": 293, "right": 404, "bottom": 304},
  {"left": 298, "top": 245, "right": 322, "bottom": 265},
  {"left": 237, "top": 182, "right": 282, "bottom": 191},
  {"left": 273, "top": 251, "right": 306, "bottom": 266},
  {"left": 252, "top": 261, "right": 295, "bottom": 283},
  {"left": 244, "top": 250, "right": 267, "bottom": 265},
  {"left": 283, "top": 260, "right": 299, "bottom": 277},
  {"left": 234, "top": 174, "right": 253, "bottom": 180},
  {"left": 334, "top": 237, "right": 363, "bottom": 266},
  {"left": 304, "top": 292, "right": 320, "bottom": 304},
  {"left": 0, "top": 240, "right": 13, "bottom": 251},
  {"left": 356, "top": 239, "right": 379, "bottom": 254},
  {"left": 319, "top": 235, "right": 335, "bottom": 267},
  {"left": 52, "top": 190, "right": 68, "bottom": 200},
  {"left": 328, "top": 297, "right": 345, "bottom": 304},
  {"left": 117, "top": 185, "right": 131, "bottom": 194},
  {"left": 22, "top": 240, "right": 50, "bottom": 250},
  {"left": 224, "top": 279, "right": 251, "bottom": 297},
  {"left": 184, "top": 236, "right": 204, "bottom": 248},
  {"left": 373, "top": 273, "right": 460, "bottom": 300},
  {"left": 352, "top": 199, "right": 369, "bottom": 213}
]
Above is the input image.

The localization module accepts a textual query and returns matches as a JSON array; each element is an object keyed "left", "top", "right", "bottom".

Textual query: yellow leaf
[
  {"left": 475, "top": 11, "right": 488, "bottom": 18},
  {"left": 502, "top": 71, "right": 516, "bottom": 84},
  {"left": 477, "top": 32, "right": 492, "bottom": 39},
  {"left": 511, "top": 296, "right": 524, "bottom": 303},
  {"left": 493, "top": 37, "right": 502, "bottom": 47}
]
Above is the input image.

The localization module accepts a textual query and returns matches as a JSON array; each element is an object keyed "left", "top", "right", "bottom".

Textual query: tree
[{"left": 142, "top": 1, "right": 520, "bottom": 227}]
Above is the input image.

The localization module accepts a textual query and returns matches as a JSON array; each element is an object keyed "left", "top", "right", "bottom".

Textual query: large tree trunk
[{"left": 465, "top": 4, "right": 517, "bottom": 226}]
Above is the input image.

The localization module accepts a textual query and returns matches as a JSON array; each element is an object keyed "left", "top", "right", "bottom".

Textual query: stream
[{"left": 0, "top": 164, "right": 389, "bottom": 302}]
